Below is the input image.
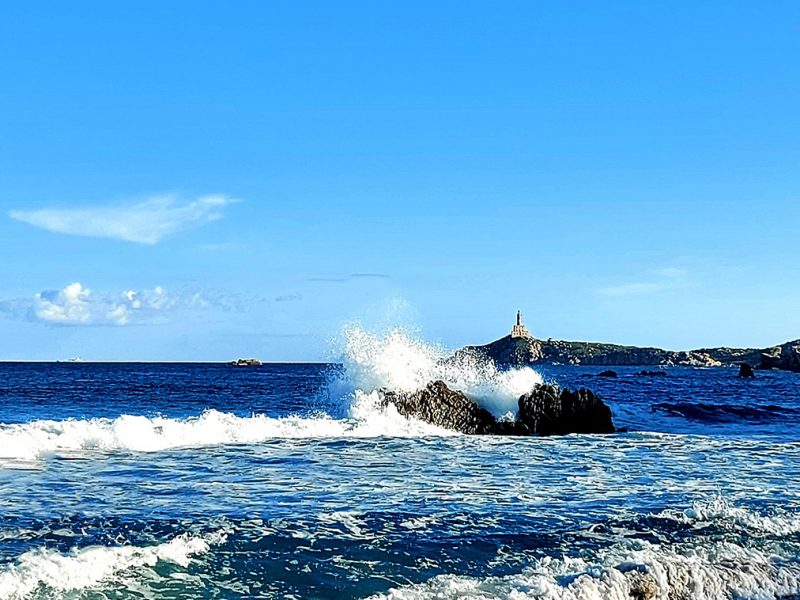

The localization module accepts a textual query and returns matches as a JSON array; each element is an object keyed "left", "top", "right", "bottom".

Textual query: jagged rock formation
[
  {"left": 380, "top": 381, "right": 496, "bottom": 435},
  {"left": 379, "top": 381, "right": 615, "bottom": 436},
  {"left": 759, "top": 340, "right": 800, "bottom": 373},
  {"left": 517, "top": 385, "right": 615, "bottom": 435}
]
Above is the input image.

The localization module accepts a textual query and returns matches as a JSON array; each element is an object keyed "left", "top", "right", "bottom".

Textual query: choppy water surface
[{"left": 1, "top": 334, "right": 800, "bottom": 599}]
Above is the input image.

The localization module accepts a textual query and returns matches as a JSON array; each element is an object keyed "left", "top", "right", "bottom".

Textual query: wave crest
[
  {"left": 0, "top": 531, "right": 225, "bottom": 599},
  {"left": 656, "top": 495, "right": 800, "bottom": 536},
  {"left": 0, "top": 403, "right": 457, "bottom": 464}
]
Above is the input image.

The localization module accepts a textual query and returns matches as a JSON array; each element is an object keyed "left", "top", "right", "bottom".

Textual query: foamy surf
[
  {"left": 656, "top": 495, "right": 800, "bottom": 536},
  {"left": 0, "top": 531, "right": 226, "bottom": 599},
  {"left": 372, "top": 538, "right": 800, "bottom": 600},
  {"left": 0, "top": 394, "right": 456, "bottom": 464}
]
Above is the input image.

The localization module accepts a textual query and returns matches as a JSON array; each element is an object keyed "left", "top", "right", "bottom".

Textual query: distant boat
[{"left": 227, "top": 358, "right": 262, "bottom": 367}]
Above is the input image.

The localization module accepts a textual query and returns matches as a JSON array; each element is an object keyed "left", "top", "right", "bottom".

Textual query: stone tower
[{"left": 511, "top": 310, "right": 531, "bottom": 338}]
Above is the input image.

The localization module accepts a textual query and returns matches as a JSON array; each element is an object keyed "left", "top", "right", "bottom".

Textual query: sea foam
[
  {"left": 0, "top": 402, "right": 454, "bottom": 464},
  {"left": 0, "top": 531, "right": 225, "bottom": 599},
  {"left": 373, "top": 539, "right": 800, "bottom": 600},
  {"left": 657, "top": 494, "right": 800, "bottom": 536}
]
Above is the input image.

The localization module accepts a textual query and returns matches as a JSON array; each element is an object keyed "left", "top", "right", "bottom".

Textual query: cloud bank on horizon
[
  {"left": 0, "top": 283, "right": 211, "bottom": 326},
  {"left": 8, "top": 195, "right": 238, "bottom": 244}
]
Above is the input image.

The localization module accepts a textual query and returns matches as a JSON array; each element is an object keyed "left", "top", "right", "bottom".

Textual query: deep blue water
[{"left": 1, "top": 363, "right": 799, "bottom": 599}]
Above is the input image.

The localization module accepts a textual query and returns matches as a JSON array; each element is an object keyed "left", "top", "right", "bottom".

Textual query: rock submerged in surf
[
  {"left": 738, "top": 363, "right": 755, "bottom": 378},
  {"left": 597, "top": 370, "right": 618, "bottom": 377},
  {"left": 379, "top": 381, "right": 615, "bottom": 436}
]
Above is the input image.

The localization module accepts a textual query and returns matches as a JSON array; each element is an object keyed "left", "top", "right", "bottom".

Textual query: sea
[{"left": 1, "top": 326, "right": 799, "bottom": 599}]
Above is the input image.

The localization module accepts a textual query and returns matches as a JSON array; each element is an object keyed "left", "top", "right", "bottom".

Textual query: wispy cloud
[
  {"left": 595, "top": 267, "right": 689, "bottom": 298},
  {"left": 275, "top": 293, "right": 302, "bottom": 302},
  {"left": 305, "top": 273, "right": 390, "bottom": 283},
  {"left": 0, "top": 282, "right": 212, "bottom": 326},
  {"left": 8, "top": 194, "right": 238, "bottom": 244}
]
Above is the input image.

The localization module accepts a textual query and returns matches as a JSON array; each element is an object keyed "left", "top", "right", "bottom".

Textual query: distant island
[
  {"left": 227, "top": 358, "right": 263, "bottom": 367},
  {"left": 456, "top": 312, "right": 800, "bottom": 372}
]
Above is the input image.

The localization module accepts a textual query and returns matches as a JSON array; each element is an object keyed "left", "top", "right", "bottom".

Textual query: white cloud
[
  {"left": 0, "top": 283, "right": 211, "bottom": 326},
  {"left": 596, "top": 267, "right": 689, "bottom": 298},
  {"left": 8, "top": 194, "right": 238, "bottom": 244}
]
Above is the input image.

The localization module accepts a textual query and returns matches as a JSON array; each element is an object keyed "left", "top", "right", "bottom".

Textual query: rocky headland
[
  {"left": 455, "top": 316, "right": 799, "bottom": 372},
  {"left": 759, "top": 340, "right": 800, "bottom": 372}
]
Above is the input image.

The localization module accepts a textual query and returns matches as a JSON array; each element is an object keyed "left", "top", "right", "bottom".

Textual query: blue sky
[{"left": 1, "top": 1, "right": 799, "bottom": 360}]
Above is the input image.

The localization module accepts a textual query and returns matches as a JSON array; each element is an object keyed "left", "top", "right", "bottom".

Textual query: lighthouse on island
[{"left": 511, "top": 311, "right": 531, "bottom": 339}]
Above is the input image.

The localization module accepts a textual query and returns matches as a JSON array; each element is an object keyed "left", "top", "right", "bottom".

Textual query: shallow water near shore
[{"left": 1, "top": 359, "right": 799, "bottom": 599}]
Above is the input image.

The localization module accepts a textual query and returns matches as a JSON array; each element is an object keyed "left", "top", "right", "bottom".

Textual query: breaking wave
[
  {"left": 0, "top": 531, "right": 225, "bottom": 599},
  {"left": 333, "top": 325, "right": 543, "bottom": 417},
  {"left": 655, "top": 495, "right": 800, "bottom": 536},
  {"left": 0, "top": 399, "right": 455, "bottom": 464},
  {"left": 374, "top": 541, "right": 800, "bottom": 599},
  {"left": 375, "top": 498, "right": 800, "bottom": 599}
]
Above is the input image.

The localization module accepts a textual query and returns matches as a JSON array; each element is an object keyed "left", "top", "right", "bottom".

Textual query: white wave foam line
[
  {"left": 657, "top": 495, "right": 800, "bottom": 536},
  {"left": 0, "top": 531, "right": 225, "bottom": 599},
  {"left": 0, "top": 396, "right": 456, "bottom": 462},
  {"left": 373, "top": 540, "right": 800, "bottom": 600},
  {"left": 335, "top": 325, "right": 543, "bottom": 417}
]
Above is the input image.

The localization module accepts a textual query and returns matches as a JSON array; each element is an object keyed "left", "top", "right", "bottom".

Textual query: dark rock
[
  {"left": 636, "top": 370, "right": 668, "bottom": 377},
  {"left": 380, "top": 381, "right": 615, "bottom": 436},
  {"left": 492, "top": 419, "right": 530, "bottom": 436},
  {"left": 759, "top": 340, "right": 800, "bottom": 373},
  {"left": 597, "top": 370, "right": 618, "bottom": 378},
  {"left": 517, "top": 384, "right": 615, "bottom": 435},
  {"left": 379, "top": 381, "right": 497, "bottom": 435},
  {"left": 738, "top": 363, "right": 755, "bottom": 378}
]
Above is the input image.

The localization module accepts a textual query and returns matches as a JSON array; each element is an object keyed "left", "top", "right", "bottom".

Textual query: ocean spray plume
[{"left": 332, "top": 325, "right": 544, "bottom": 417}]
